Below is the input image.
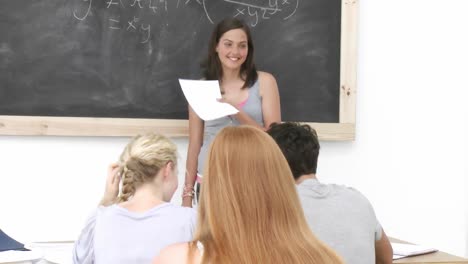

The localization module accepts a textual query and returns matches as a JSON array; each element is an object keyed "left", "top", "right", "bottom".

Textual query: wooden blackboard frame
[{"left": 0, "top": 0, "right": 357, "bottom": 141}]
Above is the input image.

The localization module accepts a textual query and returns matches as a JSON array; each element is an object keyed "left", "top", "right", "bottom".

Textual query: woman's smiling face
[{"left": 216, "top": 28, "right": 249, "bottom": 71}]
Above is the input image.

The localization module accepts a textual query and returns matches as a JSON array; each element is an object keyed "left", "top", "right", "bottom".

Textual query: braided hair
[{"left": 117, "top": 133, "right": 178, "bottom": 202}]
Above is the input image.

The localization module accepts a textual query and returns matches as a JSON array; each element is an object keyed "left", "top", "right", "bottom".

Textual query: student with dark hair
[
  {"left": 182, "top": 17, "right": 281, "bottom": 207},
  {"left": 267, "top": 122, "right": 393, "bottom": 264}
]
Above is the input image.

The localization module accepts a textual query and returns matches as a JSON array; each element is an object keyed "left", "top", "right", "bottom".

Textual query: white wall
[
  {"left": 354, "top": 0, "right": 468, "bottom": 257},
  {"left": 1, "top": 0, "right": 467, "bottom": 257}
]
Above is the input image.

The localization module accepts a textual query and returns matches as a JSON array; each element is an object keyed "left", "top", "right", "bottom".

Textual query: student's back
[
  {"left": 73, "top": 134, "right": 197, "bottom": 264},
  {"left": 297, "top": 179, "right": 381, "bottom": 264},
  {"left": 73, "top": 203, "right": 195, "bottom": 264}
]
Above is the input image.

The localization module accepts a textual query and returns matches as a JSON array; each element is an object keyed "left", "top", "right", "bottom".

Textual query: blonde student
[
  {"left": 73, "top": 133, "right": 196, "bottom": 264},
  {"left": 155, "top": 126, "right": 342, "bottom": 264}
]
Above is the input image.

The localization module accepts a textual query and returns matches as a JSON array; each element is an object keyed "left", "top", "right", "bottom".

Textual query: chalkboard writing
[{"left": 0, "top": 0, "right": 341, "bottom": 122}]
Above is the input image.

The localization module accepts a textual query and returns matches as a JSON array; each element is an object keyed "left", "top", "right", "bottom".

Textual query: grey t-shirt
[
  {"left": 297, "top": 179, "right": 382, "bottom": 264},
  {"left": 72, "top": 203, "right": 197, "bottom": 264}
]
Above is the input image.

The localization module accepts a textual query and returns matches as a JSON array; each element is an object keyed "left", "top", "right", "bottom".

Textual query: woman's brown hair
[{"left": 201, "top": 17, "right": 258, "bottom": 89}]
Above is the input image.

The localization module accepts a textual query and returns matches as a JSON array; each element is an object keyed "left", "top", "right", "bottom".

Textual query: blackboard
[{"left": 0, "top": 0, "right": 357, "bottom": 139}]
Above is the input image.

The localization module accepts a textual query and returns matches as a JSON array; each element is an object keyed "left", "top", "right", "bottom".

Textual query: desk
[
  {"left": 391, "top": 238, "right": 468, "bottom": 264},
  {"left": 10, "top": 241, "right": 74, "bottom": 264}
]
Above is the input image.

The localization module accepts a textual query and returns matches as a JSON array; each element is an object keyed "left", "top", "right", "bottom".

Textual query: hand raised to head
[{"left": 99, "top": 163, "right": 121, "bottom": 206}]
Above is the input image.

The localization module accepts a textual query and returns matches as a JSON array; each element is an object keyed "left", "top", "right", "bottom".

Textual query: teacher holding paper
[{"left": 182, "top": 18, "right": 281, "bottom": 207}]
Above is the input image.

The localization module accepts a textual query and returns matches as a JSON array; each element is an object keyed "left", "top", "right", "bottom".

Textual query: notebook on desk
[
  {"left": 392, "top": 242, "right": 438, "bottom": 260},
  {"left": 0, "top": 229, "right": 43, "bottom": 264}
]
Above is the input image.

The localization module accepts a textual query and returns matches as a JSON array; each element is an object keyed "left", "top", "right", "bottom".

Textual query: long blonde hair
[
  {"left": 190, "top": 126, "right": 342, "bottom": 264},
  {"left": 117, "top": 133, "right": 177, "bottom": 202}
]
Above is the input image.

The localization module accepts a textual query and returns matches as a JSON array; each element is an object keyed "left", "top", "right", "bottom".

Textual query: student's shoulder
[
  {"left": 333, "top": 184, "right": 375, "bottom": 208},
  {"left": 165, "top": 203, "right": 197, "bottom": 213},
  {"left": 257, "top": 71, "right": 277, "bottom": 83},
  {"left": 163, "top": 204, "right": 197, "bottom": 219},
  {"left": 256, "top": 71, "right": 278, "bottom": 95},
  {"left": 96, "top": 204, "right": 118, "bottom": 216},
  {"left": 153, "top": 242, "right": 190, "bottom": 264}
]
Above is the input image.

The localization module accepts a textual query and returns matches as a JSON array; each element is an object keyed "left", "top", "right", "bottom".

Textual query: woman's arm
[
  {"left": 257, "top": 71, "right": 281, "bottom": 129},
  {"left": 72, "top": 211, "right": 98, "bottom": 264},
  {"left": 183, "top": 106, "right": 204, "bottom": 207},
  {"left": 375, "top": 229, "right": 393, "bottom": 264},
  {"left": 226, "top": 71, "right": 281, "bottom": 130}
]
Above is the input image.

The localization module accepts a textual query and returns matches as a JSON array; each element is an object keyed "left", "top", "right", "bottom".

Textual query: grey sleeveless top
[{"left": 197, "top": 79, "right": 264, "bottom": 174}]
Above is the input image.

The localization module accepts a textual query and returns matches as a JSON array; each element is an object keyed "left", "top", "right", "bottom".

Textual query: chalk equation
[
  {"left": 73, "top": 0, "right": 299, "bottom": 44},
  {"left": 208, "top": 0, "right": 300, "bottom": 27}
]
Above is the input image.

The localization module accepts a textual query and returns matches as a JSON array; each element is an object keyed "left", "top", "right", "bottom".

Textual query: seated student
[
  {"left": 267, "top": 122, "right": 393, "bottom": 264},
  {"left": 154, "top": 126, "right": 343, "bottom": 264},
  {"left": 73, "top": 133, "right": 197, "bottom": 264}
]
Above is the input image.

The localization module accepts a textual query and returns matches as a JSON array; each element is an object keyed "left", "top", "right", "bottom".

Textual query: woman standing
[{"left": 182, "top": 18, "right": 281, "bottom": 206}]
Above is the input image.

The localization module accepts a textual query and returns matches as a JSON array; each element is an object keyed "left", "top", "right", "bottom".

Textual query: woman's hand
[
  {"left": 217, "top": 97, "right": 238, "bottom": 109},
  {"left": 99, "top": 163, "right": 121, "bottom": 206}
]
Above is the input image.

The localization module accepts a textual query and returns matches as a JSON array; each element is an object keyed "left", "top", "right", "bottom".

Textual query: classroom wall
[
  {"left": 355, "top": 0, "right": 468, "bottom": 256},
  {"left": 1, "top": 0, "right": 467, "bottom": 258}
]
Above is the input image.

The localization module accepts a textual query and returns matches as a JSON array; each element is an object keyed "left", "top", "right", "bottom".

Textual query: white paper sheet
[
  {"left": 179, "top": 79, "right": 239, "bottom": 121},
  {"left": 391, "top": 242, "right": 438, "bottom": 260}
]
